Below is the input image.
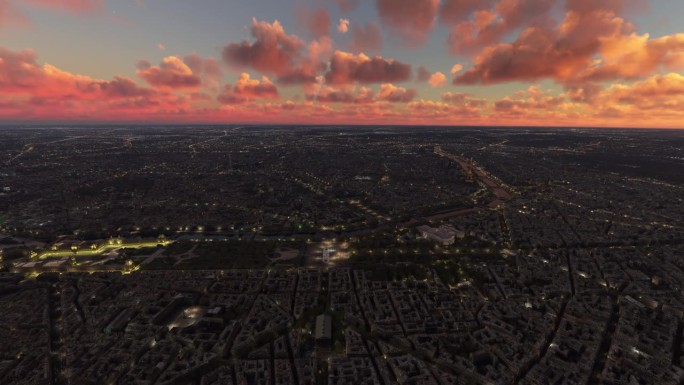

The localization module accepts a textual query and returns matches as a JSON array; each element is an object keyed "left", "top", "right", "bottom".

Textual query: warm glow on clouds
[
  {"left": 378, "top": 83, "right": 417, "bottom": 102},
  {"left": 428, "top": 71, "right": 446, "bottom": 87},
  {"left": 217, "top": 73, "right": 279, "bottom": 105},
  {"left": 0, "top": 0, "right": 683, "bottom": 127},
  {"left": 0, "top": 47, "right": 186, "bottom": 120},
  {"left": 337, "top": 18, "right": 349, "bottom": 33},
  {"left": 137, "top": 56, "right": 201, "bottom": 89},
  {"left": 595, "top": 73, "right": 684, "bottom": 116},
  {"left": 325, "top": 51, "right": 412, "bottom": 85},
  {"left": 232, "top": 72, "right": 278, "bottom": 99},
  {"left": 222, "top": 19, "right": 306, "bottom": 77}
]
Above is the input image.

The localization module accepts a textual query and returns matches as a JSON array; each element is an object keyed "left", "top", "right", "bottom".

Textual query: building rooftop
[{"left": 315, "top": 314, "right": 332, "bottom": 341}]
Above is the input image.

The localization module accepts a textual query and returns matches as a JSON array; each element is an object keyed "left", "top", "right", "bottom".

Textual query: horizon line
[{"left": 0, "top": 122, "right": 683, "bottom": 131}]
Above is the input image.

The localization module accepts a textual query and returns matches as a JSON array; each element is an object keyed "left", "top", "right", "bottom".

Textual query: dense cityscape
[{"left": 1, "top": 126, "right": 683, "bottom": 384}]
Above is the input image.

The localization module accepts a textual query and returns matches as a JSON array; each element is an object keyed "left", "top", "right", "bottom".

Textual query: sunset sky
[{"left": 1, "top": 0, "right": 684, "bottom": 127}]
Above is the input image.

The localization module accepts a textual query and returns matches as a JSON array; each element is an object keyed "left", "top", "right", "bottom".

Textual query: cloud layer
[
  {"left": 1, "top": 1, "right": 684, "bottom": 128},
  {"left": 325, "top": 51, "right": 412, "bottom": 85}
]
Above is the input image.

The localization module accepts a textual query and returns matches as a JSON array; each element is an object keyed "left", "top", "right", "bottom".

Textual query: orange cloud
[
  {"left": 595, "top": 73, "right": 684, "bottom": 115},
  {"left": 233, "top": 73, "right": 278, "bottom": 98},
  {"left": 337, "top": 18, "right": 350, "bottom": 33},
  {"left": 137, "top": 56, "right": 202, "bottom": 89},
  {"left": 217, "top": 73, "right": 279, "bottom": 105},
  {"left": 453, "top": 3, "right": 634, "bottom": 85},
  {"left": 378, "top": 83, "right": 417, "bottom": 102},
  {"left": 3, "top": 37, "right": 684, "bottom": 128},
  {"left": 325, "top": 51, "right": 412, "bottom": 85},
  {"left": 428, "top": 71, "right": 446, "bottom": 87},
  {"left": 576, "top": 33, "right": 684, "bottom": 82},
  {"left": 449, "top": 0, "right": 684, "bottom": 90}
]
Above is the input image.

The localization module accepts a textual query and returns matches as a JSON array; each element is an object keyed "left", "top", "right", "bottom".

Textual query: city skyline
[{"left": 2, "top": 0, "right": 684, "bottom": 128}]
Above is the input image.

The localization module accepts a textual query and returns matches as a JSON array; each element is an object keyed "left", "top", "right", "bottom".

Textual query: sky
[{"left": 1, "top": 0, "right": 684, "bottom": 128}]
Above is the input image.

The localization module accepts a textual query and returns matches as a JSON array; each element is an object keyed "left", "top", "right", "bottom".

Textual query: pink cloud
[
  {"left": 375, "top": 0, "right": 440, "bottom": 45},
  {"left": 453, "top": 2, "right": 636, "bottom": 85},
  {"left": 0, "top": 46, "right": 187, "bottom": 119},
  {"left": 223, "top": 19, "right": 329, "bottom": 87},
  {"left": 378, "top": 83, "right": 417, "bottom": 102},
  {"left": 277, "top": 36, "right": 332, "bottom": 87},
  {"left": 222, "top": 19, "right": 306, "bottom": 76},
  {"left": 233, "top": 72, "right": 278, "bottom": 98},
  {"left": 217, "top": 73, "right": 279, "bottom": 104},
  {"left": 137, "top": 56, "right": 202, "bottom": 89},
  {"left": 325, "top": 51, "right": 412, "bottom": 85}
]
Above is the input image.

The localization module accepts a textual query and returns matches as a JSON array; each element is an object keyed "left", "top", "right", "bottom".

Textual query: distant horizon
[{"left": 0, "top": 122, "right": 683, "bottom": 131}]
